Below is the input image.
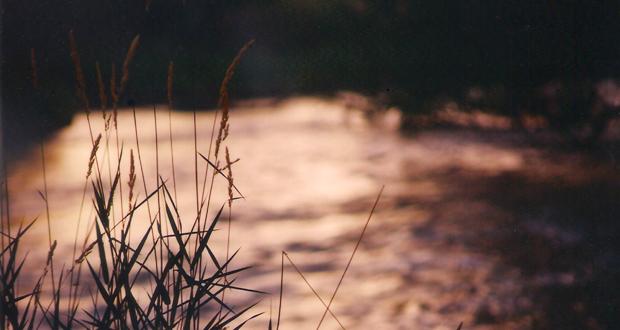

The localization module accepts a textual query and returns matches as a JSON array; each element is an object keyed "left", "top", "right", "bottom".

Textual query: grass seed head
[
  {"left": 68, "top": 30, "right": 90, "bottom": 112},
  {"left": 86, "top": 133, "right": 102, "bottom": 179},
  {"left": 119, "top": 35, "right": 140, "bottom": 98},
  {"left": 226, "top": 147, "right": 234, "bottom": 207},
  {"left": 128, "top": 149, "right": 136, "bottom": 208},
  {"left": 95, "top": 61, "right": 108, "bottom": 112},
  {"left": 214, "top": 39, "right": 255, "bottom": 158}
]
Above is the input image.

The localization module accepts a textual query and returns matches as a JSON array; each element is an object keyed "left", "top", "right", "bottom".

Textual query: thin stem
[
  {"left": 132, "top": 106, "right": 159, "bottom": 275},
  {"left": 67, "top": 179, "right": 88, "bottom": 319},
  {"left": 168, "top": 102, "right": 178, "bottom": 206},
  {"left": 316, "top": 186, "right": 384, "bottom": 329},
  {"left": 40, "top": 142, "right": 57, "bottom": 299},
  {"left": 114, "top": 120, "right": 124, "bottom": 217},
  {"left": 284, "top": 252, "right": 346, "bottom": 330},
  {"left": 193, "top": 110, "right": 198, "bottom": 216},
  {"left": 276, "top": 251, "right": 285, "bottom": 330}
]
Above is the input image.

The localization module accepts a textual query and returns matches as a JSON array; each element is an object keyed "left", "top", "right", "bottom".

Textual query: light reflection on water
[{"left": 7, "top": 96, "right": 613, "bottom": 329}]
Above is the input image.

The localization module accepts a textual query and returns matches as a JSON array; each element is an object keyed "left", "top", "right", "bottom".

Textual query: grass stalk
[
  {"left": 167, "top": 61, "right": 178, "bottom": 206},
  {"left": 276, "top": 251, "right": 284, "bottom": 330},
  {"left": 131, "top": 105, "right": 160, "bottom": 277},
  {"left": 316, "top": 186, "right": 384, "bottom": 329},
  {"left": 283, "top": 251, "right": 345, "bottom": 329},
  {"left": 39, "top": 142, "right": 56, "bottom": 299}
]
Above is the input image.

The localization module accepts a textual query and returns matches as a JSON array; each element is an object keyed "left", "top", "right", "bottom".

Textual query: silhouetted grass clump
[{"left": 0, "top": 33, "right": 263, "bottom": 329}]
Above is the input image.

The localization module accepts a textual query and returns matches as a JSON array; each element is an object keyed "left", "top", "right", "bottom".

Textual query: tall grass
[{"left": 0, "top": 33, "right": 262, "bottom": 329}]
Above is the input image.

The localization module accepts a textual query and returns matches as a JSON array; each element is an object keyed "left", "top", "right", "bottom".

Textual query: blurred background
[
  {"left": 4, "top": 0, "right": 620, "bottom": 146},
  {"left": 2, "top": 1, "right": 620, "bottom": 329}
]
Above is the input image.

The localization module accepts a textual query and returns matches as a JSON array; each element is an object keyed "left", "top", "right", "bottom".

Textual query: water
[{"left": 6, "top": 96, "right": 620, "bottom": 329}]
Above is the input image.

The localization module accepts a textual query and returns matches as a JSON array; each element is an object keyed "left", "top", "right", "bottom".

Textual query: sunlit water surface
[{"left": 7, "top": 97, "right": 619, "bottom": 329}]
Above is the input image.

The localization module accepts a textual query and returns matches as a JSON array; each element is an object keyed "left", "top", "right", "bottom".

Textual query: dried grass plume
[
  {"left": 86, "top": 133, "right": 102, "bottom": 179},
  {"left": 95, "top": 61, "right": 108, "bottom": 111},
  {"left": 68, "top": 30, "right": 90, "bottom": 112},
  {"left": 215, "top": 39, "right": 255, "bottom": 158}
]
